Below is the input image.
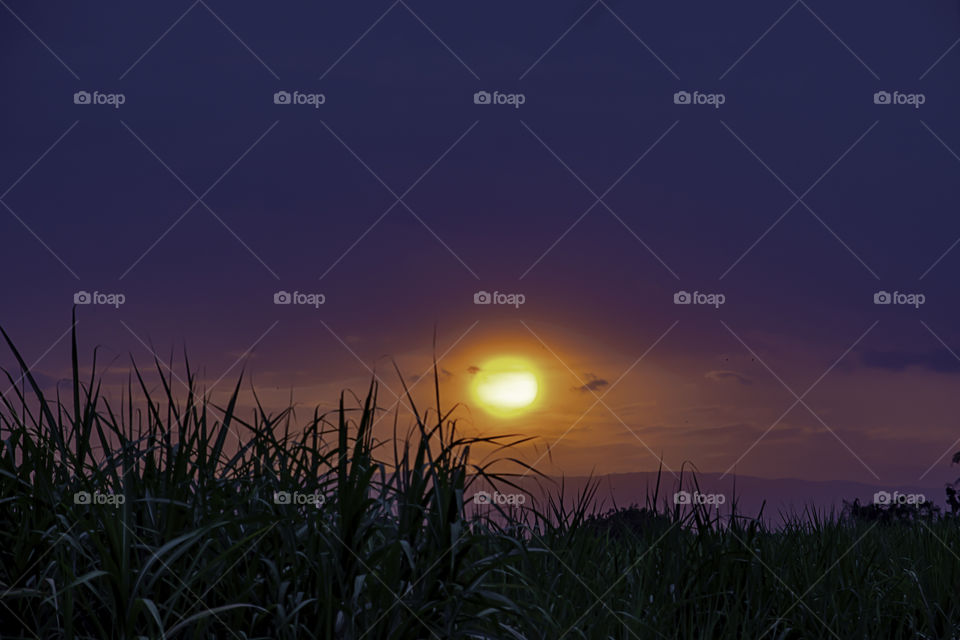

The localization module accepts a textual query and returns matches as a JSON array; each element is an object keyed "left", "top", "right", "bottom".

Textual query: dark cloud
[
  {"left": 467, "top": 366, "right": 480, "bottom": 375},
  {"left": 705, "top": 370, "right": 753, "bottom": 385},
  {"left": 860, "top": 350, "right": 960, "bottom": 374},
  {"left": 574, "top": 374, "right": 609, "bottom": 393}
]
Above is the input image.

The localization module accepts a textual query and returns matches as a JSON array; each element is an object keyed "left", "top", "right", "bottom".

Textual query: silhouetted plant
[
  {"left": 947, "top": 451, "right": 960, "bottom": 515},
  {"left": 843, "top": 498, "right": 941, "bottom": 524}
]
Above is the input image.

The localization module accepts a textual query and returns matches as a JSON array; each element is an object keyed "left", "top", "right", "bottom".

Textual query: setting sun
[{"left": 471, "top": 356, "right": 540, "bottom": 417}]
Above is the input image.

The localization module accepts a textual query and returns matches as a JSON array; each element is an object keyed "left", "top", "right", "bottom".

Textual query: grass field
[{"left": 1, "top": 320, "right": 959, "bottom": 639}]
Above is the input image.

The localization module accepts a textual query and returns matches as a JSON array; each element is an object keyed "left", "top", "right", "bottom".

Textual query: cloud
[
  {"left": 860, "top": 350, "right": 960, "bottom": 374},
  {"left": 467, "top": 365, "right": 480, "bottom": 375},
  {"left": 705, "top": 370, "right": 753, "bottom": 385},
  {"left": 574, "top": 374, "right": 608, "bottom": 393}
]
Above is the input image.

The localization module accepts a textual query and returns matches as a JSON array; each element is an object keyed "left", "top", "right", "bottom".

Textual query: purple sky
[{"left": 2, "top": 1, "right": 960, "bottom": 490}]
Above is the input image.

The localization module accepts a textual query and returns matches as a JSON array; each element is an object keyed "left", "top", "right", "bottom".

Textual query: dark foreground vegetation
[{"left": 1, "top": 320, "right": 959, "bottom": 639}]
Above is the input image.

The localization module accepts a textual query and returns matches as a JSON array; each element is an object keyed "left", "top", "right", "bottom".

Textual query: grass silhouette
[{"left": 1, "top": 314, "right": 959, "bottom": 639}]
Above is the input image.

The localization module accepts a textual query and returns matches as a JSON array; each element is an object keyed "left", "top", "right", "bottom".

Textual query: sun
[{"left": 471, "top": 356, "right": 540, "bottom": 417}]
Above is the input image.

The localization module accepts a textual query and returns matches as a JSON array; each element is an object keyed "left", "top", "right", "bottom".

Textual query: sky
[{"left": 3, "top": 1, "right": 960, "bottom": 490}]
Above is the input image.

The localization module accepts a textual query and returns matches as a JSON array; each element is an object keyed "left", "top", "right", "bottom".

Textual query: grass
[{"left": 1, "top": 315, "right": 959, "bottom": 639}]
